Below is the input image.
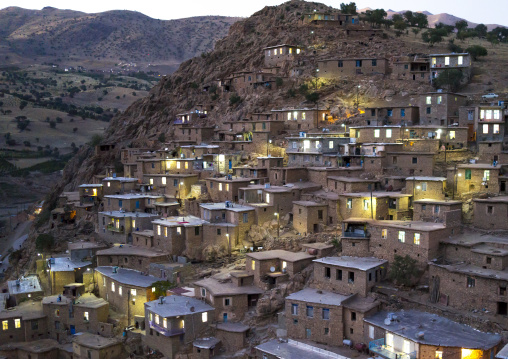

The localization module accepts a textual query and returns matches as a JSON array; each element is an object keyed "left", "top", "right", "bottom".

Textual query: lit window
[
  {"left": 251, "top": 260, "right": 255, "bottom": 270},
  {"left": 155, "top": 314, "right": 160, "bottom": 325},
  {"left": 185, "top": 162, "right": 189, "bottom": 169},
  {"left": 346, "top": 198, "right": 352, "bottom": 209},
  {"left": 149, "top": 313, "right": 153, "bottom": 321},
  {"left": 381, "top": 229, "right": 387, "bottom": 239},
  {"left": 103, "top": 277, "right": 106, "bottom": 286},
  {"left": 414, "top": 233, "right": 421, "bottom": 245},
  {"left": 225, "top": 183, "right": 229, "bottom": 191},
  {"left": 202, "top": 312, "right": 208, "bottom": 322},
  {"left": 374, "top": 129, "right": 380, "bottom": 138},
  {"left": 403, "top": 340, "right": 411, "bottom": 354},
  {"left": 265, "top": 193, "right": 270, "bottom": 203},
  {"left": 398, "top": 231, "right": 405, "bottom": 243},
  {"left": 494, "top": 124, "right": 500, "bottom": 134},
  {"left": 480, "top": 109, "right": 485, "bottom": 119},
  {"left": 369, "top": 325, "right": 374, "bottom": 339},
  {"left": 386, "top": 129, "right": 392, "bottom": 138},
  {"left": 176, "top": 226, "right": 182, "bottom": 234},
  {"left": 181, "top": 319, "right": 185, "bottom": 329},
  {"left": 152, "top": 287, "right": 156, "bottom": 293},
  {"left": 111, "top": 282, "right": 115, "bottom": 292},
  {"left": 363, "top": 199, "right": 370, "bottom": 210},
  {"left": 164, "top": 227, "right": 168, "bottom": 237},
  {"left": 458, "top": 56, "right": 463, "bottom": 65},
  {"left": 132, "top": 219, "right": 136, "bottom": 229},
  {"left": 149, "top": 178, "right": 153, "bottom": 185},
  {"left": 329, "top": 141, "right": 333, "bottom": 149},
  {"left": 2, "top": 321, "right": 7, "bottom": 330},
  {"left": 484, "top": 170, "right": 490, "bottom": 181},
  {"left": 437, "top": 96, "right": 442, "bottom": 104},
  {"left": 14, "top": 319, "right": 20, "bottom": 329},
  {"left": 119, "top": 286, "right": 122, "bottom": 296},
  {"left": 293, "top": 111, "right": 298, "bottom": 120},
  {"left": 131, "top": 289, "right": 137, "bottom": 297},
  {"left": 435, "top": 351, "right": 443, "bottom": 359},
  {"left": 483, "top": 124, "right": 489, "bottom": 134},
  {"left": 386, "top": 333, "right": 394, "bottom": 347},
  {"left": 84, "top": 312, "right": 89, "bottom": 321},
  {"left": 494, "top": 110, "right": 500, "bottom": 120},
  {"left": 296, "top": 48, "right": 301, "bottom": 54},
  {"left": 426, "top": 96, "right": 431, "bottom": 105},
  {"left": 287, "top": 113, "right": 291, "bottom": 120},
  {"left": 163, "top": 318, "right": 167, "bottom": 328},
  {"left": 303, "top": 140, "right": 310, "bottom": 149},
  {"left": 289, "top": 48, "right": 292, "bottom": 54},
  {"left": 157, "top": 225, "right": 161, "bottom": 236},
  {"left": 302, "top": 112, "right": 306, "bottom": 120},
  {"left": 162, "top": 177, "right": 166, "bottom": 185},
  {"left": 444, "top": 56, "right": 450, "bottom": 65},
  {"left": 177, "top": 162, "right": 181, "bottom": 169},
  {"left": 219, "top": 183, "right": 223, "bottom": 191}
]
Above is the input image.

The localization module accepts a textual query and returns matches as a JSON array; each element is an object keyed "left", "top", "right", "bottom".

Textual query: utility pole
[
  {"left": 370, "top": 186, "right": 374, "bottom": 220},
  {"left": 453, "top": 163, "right": 457, "bottom": 200}
]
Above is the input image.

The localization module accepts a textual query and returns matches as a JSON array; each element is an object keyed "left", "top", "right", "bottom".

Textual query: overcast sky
[{"left": 4, "top": 0, "right": 507, "bottom": 26}]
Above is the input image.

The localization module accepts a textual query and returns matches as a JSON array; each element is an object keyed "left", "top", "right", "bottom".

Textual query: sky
[{"left": 3, "top": 0, "right": 507, "bottom": 26}]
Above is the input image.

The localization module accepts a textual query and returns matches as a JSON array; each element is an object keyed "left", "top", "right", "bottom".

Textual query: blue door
[
  {"left": 223, "top": 313, "right": 228, "bottom": 323},
  {"left": 228, "top": 160, "right": 232, "bottom": 170},
  {"left": 70, "top": 325, "right": 75, "bottom": 334},
  {"left": 135, "top": 201, "right": 140, "bottom": 209}
]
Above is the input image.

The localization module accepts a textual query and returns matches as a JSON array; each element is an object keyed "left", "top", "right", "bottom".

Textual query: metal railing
[
  {"left": 369, "top": 339, "right": 416, "bottom": 359},
  {"left": 106, "top": 224, "right": 124, "bottom": 233}
]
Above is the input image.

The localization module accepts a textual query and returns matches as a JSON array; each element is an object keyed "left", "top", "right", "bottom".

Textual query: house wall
[
  {"left": 473, "top": 201, "right": 508, "bottom": 230},
  {"left": 293, "top": 204, "right": 328, "bottom": 234},
  {"left": 318, "top": 58, "right": 389, "bottom": 78}
]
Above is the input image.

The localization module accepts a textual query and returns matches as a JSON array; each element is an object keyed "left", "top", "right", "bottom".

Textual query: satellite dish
[{"left": 270, "top": 267, "right": 276, "bottom": 273}]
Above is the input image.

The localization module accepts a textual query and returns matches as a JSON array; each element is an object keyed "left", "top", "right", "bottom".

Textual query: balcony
[
  {"left": 149, "top": 321, "right": 185, "bottom": 337},
  {"left": 342, "top": 230, "right": 369, "bottom": 238},
  {"left": 106, "top": 224, "right": 124, "bottom": 233},
  {"left": 369, "top": 339, "right": 416, "bottom": 359}
]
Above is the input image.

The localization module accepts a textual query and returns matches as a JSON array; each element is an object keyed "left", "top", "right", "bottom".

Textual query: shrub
[
  {"left": 35, "top": 233, "right": 55, "bottom": 252},
  {"left": 229, "top": 93, "right": 242, "bottom": 106},
  {"left": 466, "top": 45, "right": 488, "bottom": 60},
  {"left": 158, "top": 133, "right": 166, "bottom": 143},
  {"left": 49, "top": 121, "right": 56, "bottom": 128},
  {"left": 90, "top": 134, "right": 103, "bottom": 147},
  {"left": 390, "top": 254, "right": 420, "bottom": 286},
  {"left": 275, "top": 77, "right": 283, "bottom": 87}
]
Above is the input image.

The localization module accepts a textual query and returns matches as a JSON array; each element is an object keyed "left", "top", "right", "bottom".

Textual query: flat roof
[
  {"left": 314, "top": 256, "right": 387, "bottom": 271},
  {"left": 432, "top": 262, "right": 508, "bottom": 281},
  {"left": 247, "top": 249, "right": 315, "bottom": 262},
  {"left": 365, "top": 310, "right": 501, "bottom": 350},
  {"left": 441, "top": 232, "right": 508, "bottom": 247},
  {"left": 292, "top": 201, "right": 328, "bottom": 207},
  {"left": 215, "top": 322, "right": 250, "bottom": 333},
  {"left": 43, "top": 293, "right": 107, "bottom": 309},
  {"left": 207, "top": 177, "right": 252, "bottom": 183},
  {"left": 341, "top": 191, "right": 411, "bottom": 198},
  {"left": 95, "top": 266, "right": 159, "bottom": 288},
  {"left": 104, "top": 194, "right": 164, "bottom": 200},
  {"left": 474, "top": 196, "right": 508, "bottom": 203},
  {"left": 73, "top": 333, "right": 121, "bottom": 349},
  {"left": 256, "top": 339, "right": 350, "bottom": 359},
  {"left": 68, "top": 241, "right": 107, "bottom": 250},
  {"left": 145, "top": 295, "right": 213, "bottom": 317},
  {"left": 496, "top": 343, "right": 508, "bottom": 359},
  {"left": 78, "top": 184, "right": 103, "bottom": 188},
  {"left": 327, "top": 176, "right": 379, "bottom": 183},
  {"left": 49, "top": 257, "right": 91, "bottom": 272},
  {"left": 194, "top": 277, "right": 263, "bottom": 296},
  {"left": 8, "top": 276, "right": 42, "bottom": 295},
  {"left": 406, "top": 176, "right": 446, "bottom": 181},
  {"left": 413, "top": 199, "right": 462, "bottom": 205},
  {"left": 286, "top": 288, "right": 352, "bottom": 306},
  {"left": 99, "top": 211, "right": 159, "bottom": 218},
  {"left": 200, "top": 203, "right": 255, "bottom": 212},
  {"left": 96, "top": 244, "right": 169, "bottom": 257},
  {"left": 193, "top": 337, "right": 220, "bottom": 349},
  {"left": 0, "top": 300, "right": 45, "bottom": 320},
  {"left": 152, "top": 215, "right": 207, "bottom": 227},
  {"left": 301, "top": 242, "right": 334, "bottom": 250},
  {"left": 102, "top": 177, "right": 138, "bottom": 182},
  {"left": 454, "top": 163, "right": 500, "bottom": 169}
]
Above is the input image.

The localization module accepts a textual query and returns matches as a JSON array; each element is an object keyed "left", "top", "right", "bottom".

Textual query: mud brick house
[
  {"left": 383, "top": 152, "right": 435, "bottom": 177},
  {"left": 97, "top": 211, "right": 160, "bottom": 244},
  {"left": 212, "top": 322, "right": 249, "bottom": 354},
  {"left": 68, "top": 241, "right": 107, "bottom": 262},
  {"left": 42, "top": 293, "right": 108, "bottom": 340},
  {"left": 144, "top": 295, "right": 214, "bottom": 358},
  {"left": 180, "top": 144, "right": 220, "bottom": 159},
  {"left": 365, "top": 310, "right": 500, "bottom": 359},
  {"left": 284, "top": 288, "right": 352, "bottom": 346},
  {"left": 263, "top": 44, "right": 303, "bottom": 67},
  {"left": 447, "top": 163, "right": 500, "bottom": 197},
  {"left": 419, "top": 92, "right": 468, "bottom": 126},
  {"left": 245, "top": 250, "right": 315, "bottom": 288},
  {"left": 143, "top": 174, "right": 198, "bottom": 199},
  {"left": 327, "top": 176, "right": 380, "bottom": 194},
  {"left": 413, "top": 199, "right": 462, "bottom": 225},
  {"left": 103, "top": 193, "right": 164, "bottom": 212},
  {"left": 194, "top": 272, "right": 263, "bottom": 322},
  {"left": 271, "top": 108, "right": 331, "bottom": 131},
  {"left": 303, "top": 11, "right": 359, "bottom": 25},
  {"left": 301, "top": 243, "right": 335, "bottom": 258},
  {"left": 430, "top": 53, "right": 472, "bottom": 83},
  {"left": 47, "top": 257, "right": 92, "bottom": 295},
  {"left": 403, "top": 176, "right": 446, "bottom": 201},
  {"left": 102, "top": 177, "right": 138, "bottom": 195},
  {"left": 8, "top": 276, "right": 44, "bottom": 305},
  {"left": 337, "top": 192, "right": 411, "bottom": 221},
  {"left": 132, "top": 230, "right": 155, "bottom": 248},
  {"left": 317, "top": 58, "right": 389, "bottom": 78},
  {"left": 78, "top": 184, "right": 103, "bottom": 206},
  {"left": 192, "top": 337, "right": 221, "bottom": 358},
  {"left": 286, "top": 134, "right": 349, "bottom": 167},
  {"left": 152, "top": 216, "right": 207, "bottom": 259},
  {"left": 94, "top": 266, "right": 159, "bottom": 324},
  {"left": 473, "top": 196, "right": 508, "bottom": 230},
  {"left": 0, "top": 301, "right": 47, "bottom": 343},
  {"left": 173, "top": 125, "right": 215, "bottom": 143},
  {"left": 475, "top": 105, "right": 506, "bottom": 143},
  {"left": 363, "top": 106, "right": 420, "bottom": 126},
  {"left": 349, "top": 126, "right": 401, "bottom": 144},
  {"left": 312, "top": 256, "right": 387, "bottom": 296},
  {"left": 175, "top": 110, "right": 207, "bottom": 124},
  {"left": 96, "top": 244, "right": 170, "bottom": 271},
  {"left": 391, "top": 55, "right": 429, "bottom": 82},
  {"left": 292, "top": 201, "right": 328, "bottom": 234},
  {"left": 205, "top": 177, "right": 252, "bottom": 202},
  {"left": 255, "top": 339, "right": 348, "bottom": 359},
  {"left": 72, "top": 333, "right": 123, "bottom": 359},
  {"left": 154, "top": 201, "right": 180, "bottom": 217}
]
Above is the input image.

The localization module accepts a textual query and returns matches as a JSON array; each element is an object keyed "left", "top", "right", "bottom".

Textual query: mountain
[
  {"left": 0, "top": 6, "right": 241, "bottom": 73},
  {"left": 358, "top": 7, "right": 504, "bottom": 31}
]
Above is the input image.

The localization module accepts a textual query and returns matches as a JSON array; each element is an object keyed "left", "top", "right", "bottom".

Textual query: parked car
[{"left": 482, "top": 93, "right": 499, "bottom": 99}]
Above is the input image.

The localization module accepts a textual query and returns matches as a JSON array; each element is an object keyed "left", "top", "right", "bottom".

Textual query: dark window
[
  {"left": 404, "top": 64, "right": 409, "bottom": 69},
  {"left": 487, "top": 256, "right": 492, "bottom": 264},
  {"left": 324, "top": 267, "right": 331, "bottom": 278},
  {"left": 318, "top": 210, "right": 323, "bottom": 220},
  {"left": 338, "top": 60, "right": 343, "bottom": 68},
  {"left": 356, "top": 60, "right": 362, "bottom": 67},
  {"left": 372, "top": 59, "right": 377, "bottom": 66},
  {"left": 401, "top": 109, "right": 405, "bottom": 117},
  {"left": 500, "top": 287, "right": 507, "bottom": 295},
  {"left": 497, "top": 302, "right": 508, "bottom": 316},
  {"left": 195, "top": 227, "right": 200, "bottom": 236},
  {"left": 173, "top": 179, "right": 178, "bottom": 187},
  {"left": 324, "top": 327, "right": 329, "bottom": 335},
  {"left": 348, "top": 272, "right": 355, "bottom": 283},
  {"left": 487, "top": 206, "right": 493, "bottom": 214},
  {"left": 336, "top": 269, "right": 342, "bottom": 280},
  {"left": 412, "top": 157, "right": 418, "bottom": 164},
  {"left": 322, "top": 308, "right": 330, "bottom": 320},
  {"left": 306, "top": 306, "right": 314, "bottom": 317},
  {"left": 467, "top": 276, "right": 475, "bottom": 288},
  {"left": 351, "top": 312, "right": 357, "bottom": 321},
  {"left": 371, "top": 109, "right": 376, "bottom": 116},
  {"left": 465, "top": 169, "right": 471, "bottom": 179},
  {"left": 217, "top": 229, "right": 221, "bottom": 235},
  {"left": 426, "top": 107, "right": 431, "bottom": 114},
  {"left": 387, "top": 109, "right": 393, "bottom": 117}
]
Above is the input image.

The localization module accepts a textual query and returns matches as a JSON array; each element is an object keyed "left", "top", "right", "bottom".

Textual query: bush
[
  {"left": 90, "top": 134, "right": 103, "bottom": 147},
  {"left": 158, "top": 133, "right": 166, "bottom": 143},
  {"left": 73, "top": 127, "right": 78, "bottom": 133},
  {"left": 49, "top": 121, "right": 56, "bottom": 128},
  {"left": 433, "top": 69, "right": 465, "bottom": 92},
  {"left": 19, "top": 100, "right": 28, "bottom": 110},
  {"left": 466, "top": 45, "right": 488, "bottom": 60},
  {"left": 275, "top": 77, "right": 283, "bottom": 87},
  {"left": 151, "top": 280, "right": 176, "bottom": 298},
  {"left": 390, "top": 254, "right": 420, "bottom": 286},
  {"left": 287, "top": 88, "right": 296, "bottom": 97},
  {"left": 447, "top": 40, "right": 463, "bottom": 53},
  {"left": 56, "top": 117, "right": 63, "bottom": 123},
  {"left": 229, "top": 93, "right": 242, "bottom": 106},
  {"left": 35, "top": 233, "right": 55, "bottom": 253},
  {"left": 23, "top": 141, "right": 31, "bottom": 147}
]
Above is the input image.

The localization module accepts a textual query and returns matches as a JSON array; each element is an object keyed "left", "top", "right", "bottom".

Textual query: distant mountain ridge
[
  {"left": 358, "top": 7, "right": 505, "bottom": 31},
  {"left": 0, "top": 6, "right": 241, "bottom": 73}
]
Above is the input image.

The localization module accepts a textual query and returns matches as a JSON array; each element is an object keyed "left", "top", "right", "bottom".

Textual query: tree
[
  {"left": 394, "top": 18, "right": 407, "bottom": 32},
  {"left": 340, "top": 2, "right": 357, "bottom": 14},
  {"left": 90, "top": 134, "right": 103, "bottom": 147},
  {"left": 36, "top": 233, "right": 55, "bottom": 252},
  {"left": 229, "top": 93, "right": 242, "bottom": 106},
  {"left": 475, "top": 24, "right": 488, "bottom": 38},
  {"left": 455, "top": 19, "right": 468, "bottom": 32},
  {"left": 19, "top": 100, "right": 28, "bottom": 110},
  {"left": 305, "top": 92, "right": 320, "bottom": 104},
  {"left": 392, "top": 14, "right": 404, "bottom": 23},
  {"left": 363, "top": 9, "right": 386, "bottom": 27},
  {"left": 433, "top": 69, "right": 465, "bottom": 92},
  {"left": 448, "top": 40, "right": 463, "bottom": 53},
  {"left": 411, "top": 28, "right": 420, "bottom": 38},
  {"left": 403, "top": 11, "right": 414, "bottom": 25},
  {"left": 466, "top": 45, "right": 488, "bottom": 60},
  {"left": 73, "top": 127, "right": 78, "bottom": 133},
  {"left": 422, "top": 29, "right": 446, "bottom": 46},
  {"left": 151, "top": 280, "right": 176, "bottom": 298},
  {"left": 413, "top": 13, "right": 428, "bottom": 28},
  {"left": 390, "top": 254, "right": 420, "bottom": 286},
  {"left": 158, "top": 133, "right": 166, "bottom": 143},
  {"left": 49, "top": 121, "right": 56, "bottom": 128},
  {"left": 486, "top": 33, "right": 500, "bottom": 47}
]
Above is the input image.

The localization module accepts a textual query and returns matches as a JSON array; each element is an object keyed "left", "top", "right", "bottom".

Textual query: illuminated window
[
  {"left": 435, "top": 351, "right": 443, "bottom": 359},
  {"left": 219, "top": 183, "right": 223, "bottom": 191},
  {"left": 251, "top": 260, "right": 255, "bottom": 270},
  {"left": 346, "top": 198, "right": 352, "bottom": 209},
  {"left": 449, "top": 131, "right": 456, "bottom": 139},
  {"left": 480, "top": 109, "right": 485, "bottom": 119},
  {"left": 163, "top": 318, "right": 167, "bottom": 328},
  {"left": 161, "top": 176, "right": 166, "bottom": 186},
  {"left": 119, "top": 286, "right": 122, "bottom": 296},
  {"left": 83, "top": 311, "right": 89, "bottom": 321},
  {"left": 444, "top": 56, "right": 450, "bottom": 65},
  {"left": 293, "top": 111, "right": 298, "bottom": 120},
  {"left": 107, "top": 182, "right": 111, "bottom": 187},
  {"left": 374, "top": 129, "right": 380, "bottom": 138},
  {"left": 431, "top": 58, "right": 436, "bottom": 67},
  {"left": 185, "top": 162, "right": 189, "bottom": 169},
  {"left": 329, "top": 141, "right": 333, "bottom": 149},
  {"left": 157, "top": 225, "right": 161, "bottom": 236},
  {"left": 494, "top": 124, "right": 500, "bottom": 134},
  {"left": 494, "top": 110, "right": 500, "bottom": 120},
  {"left": 483, "top": 124, "right": 489, "bottom": 134},
  {"left": 265, "top": 193, "right": 270, "bottom": 203},
  {"left": 398, "top": 231, "right": 405, "bottom": 243},
  {"left": 202, "top": 312, "right": 208, "bottom": 322},
  {"left": 426, "top": 96, "right": 431, "bottom": 105},
  {"left": 403, "top": 340, "right": 411, "bottom": 354},
  {"left": 303, "top": 140, "right": 310, "bottom": 149},
  {"left": 225, "top": 183, "right": 230, "bottom": 191},
  {"left": 164, "top": 227, "right": 168, "bottom": 237},
  {"left": 111, "top": 282, "right": 115, "bottom": 292},
  {"left": 458, "top": 56, "right": 463, "bottom": 65},
  {"left": 381, "top": 229, "right": 387, "bottom": 239},
  {"left": 486, "top": 110, "right": 492, "bottom": 120},
  {"left": 437, "top": 96, "right": 442, "bottom": 104},
  {"left": 131, "top": 219, "right": 136, "bottom": 229},
  {"left": 155, "top": 314, "right": 160, "bottom": 325},
  {"left": 484, "top": 170, "right": 490, "bottom": 181},
  {"left": 149, "top": 178, "right": 154, "bottom": 185},
  {"left": 386, "top": 333, "right": 394, "bottom": 347},
  {"left": 363, "top": 199, "right": 370, "bottom": 210},
  {"left": 296, "top": 48, "right": 301, "bottom": 54},
  {"left": 103, "top": 278, "right": 106, "bottom": 286},
  {"left": 176, "top": 162, "right": 181, "bottom": 169},
  {"left": 386, "top": 129, "right": 392, "bottom": 138},
  {"left": 152, "top": 287, "right": 156, "bottom": 293},
  {"left": 289, "top": 48, "right": 292, "bottom": 54},
  {"left": 287, "top": 113, "right": 291, "bottom": 120},
  {"left": 131, "top": 289, "right": 137, "bottom": 297},
  {"left": 2, "top": 321, "right": 7, "bottom": 330},
  {"left": 14, "top": 319, "right": 20, "bottom": 329},
  {"left": 149, "top": 313, "right": 153, "bottom": 321},
  {"left": 414, "top": 233, "right": 420, "bottom": 245},
  {"left": 176, "top": 227, "right": 182, "bottom": 235},
  {"left": 302, "top": 112, "right": 306, "bottom": 120},
  {"left": 181, "top": 319, "right": 185, "bottom": 329}
]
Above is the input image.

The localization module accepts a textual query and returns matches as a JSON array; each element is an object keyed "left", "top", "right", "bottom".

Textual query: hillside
[
  {"left": 0, "top": 6, "right": 240, "bottom": 73},
  {"left": 359, "top": 7, "right": 505, "bottom": 31}
]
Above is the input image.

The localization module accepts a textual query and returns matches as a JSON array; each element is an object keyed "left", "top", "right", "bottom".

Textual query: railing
[
  {"left": 149, "top": 321, "right": 185, "bottom": 337},
  {"left": 106, "top": 224, "right": 124, "bottom": 233},
  {"left": 369, "top": 339, "right": 416, "bottom": 359},
  {"left": 342, "top": 231, "right": 369, "bottom": 238}
]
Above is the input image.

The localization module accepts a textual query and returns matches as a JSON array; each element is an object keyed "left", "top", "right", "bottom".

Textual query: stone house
[
  {"left": 271, "top": 108, "right": 331, "bottom": 132},
  {"left": 152, "top": 216, "right": 207, "bottom": 259},
  {"left": 303, "top": 12, "right": 359, "bottom": 25},
  {"left": 263, "top": 44, "right": 303, "bottom": 67},
  {"left": 447, "top": 163, "right": 500, "bottom": 197},
  {"left": 194, "top": 272, "right": 263, "bottom": 322},
  {"left": 94, "top": 266, "right": 159, "bottom": 325},
  {"left": 205, "top": 177, "right": 252, "bottom": 202},
  {"left": 473, "top": 196, "right": 508, "bottom": 230},
  {"left": 413, "top": 199, "right": 462, "bottom": 225},
  {"left": 365, "top": 310, "right": 500, "bottom": 359},
  {"left": 286, "top": 134, "right": 349, "bottom": 167},
  {"left": 317, "top": 58, "right": 389, "bottom": 78},
  {"left": 337, "top": 192, "right": 411, "bottom": 221},
  {"left": 78, "top": 184, "right": 103, "bottom": 207},
  {"left": 97, "top": 211, "right": 160, "bottom": 244},
  {"left": 7, "top": 276, "right": 44, "bottom": 306},
  {"left": 143, "top": 295, "right": 214, "bottom": 358},
  {"left": 0, "top": 301, "right": 47, "bottom": 343},
  {"left": 349, "top": 126, "right": 402, "bottom": 144},
  {"left": 391, "top": 55, "right": 429, "bottom": 82},
  {"left": 327, "top": 176, "right": 380, "bottom": 194},
  {"left": 419, "top": 92, "right": 468, "bottom": 127},
  {"left": 42, "top": 293, "right": 108, "bottom": 340},
  {"left": 213, "top": 322, "right": 250, "bottom": 354},
  {"left": 292, "top": 201, "right": 328, "bottom": 234},
  {"left": 363, "top": 106, "right": 420, "bottom": 126},
  {"left": 47, "top": 257, "right": 92, "bottom": 295},
  {"left": 103, "top": 194, "right": 164, "bottom": 213},
  {"left": 143, "top": 174, "right": 198, "bottom": 199},
  {"left": 73, "top": 333, "right": 122, "bottom": 359},
  {"left": 312, "top": 256, "right": 387, "bottom": 297},
  {"left": 0, "top": 339, "right": 62, "bottom": 358},
  {"left": 430, "top": 53, "right": 472, "bottom": 83},
  {"left": 192, "top": 337, "right": 221, "bottom": 359},
  {"left": 245, "top": 250, "right": 315, "bottom": 288},
  {"left": 403, "top": 176, "right": 446, "bottom": 201},
  {"left": 101, "top": 177, "right": 138, "bottom": 196},
  {"left": 383, "top": 152, "right": 435, "bottom": 177},
  {"left": 68, "top": 241, "right": 107, "bottom": 262},
  {"left": 96, "top": 244, "right": 170, "bottom": 272}
]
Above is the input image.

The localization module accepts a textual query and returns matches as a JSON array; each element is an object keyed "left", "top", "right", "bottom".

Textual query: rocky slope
[{"left": 0, "top": 6, "right": 240, "bottom": 73}]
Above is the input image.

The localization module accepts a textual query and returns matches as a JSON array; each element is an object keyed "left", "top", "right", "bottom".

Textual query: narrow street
[{"left": 0, "top": 219, "right": 32, "bottom": 273}]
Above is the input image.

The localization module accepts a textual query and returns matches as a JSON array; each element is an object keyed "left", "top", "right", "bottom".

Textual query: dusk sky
[{"left": 4, "top": 0, "right": 507, "bottom": 26}]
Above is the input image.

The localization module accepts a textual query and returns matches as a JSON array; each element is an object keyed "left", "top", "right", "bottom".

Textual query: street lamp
[
  {"left": 356, "top": 85, "right": 361, "bottom": 109},
  {"left": 266, "top": 138, "right": 272, "bottom": 157},
  {"left": 274, "top": 211, "right": 280, "bottom": 238}
]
